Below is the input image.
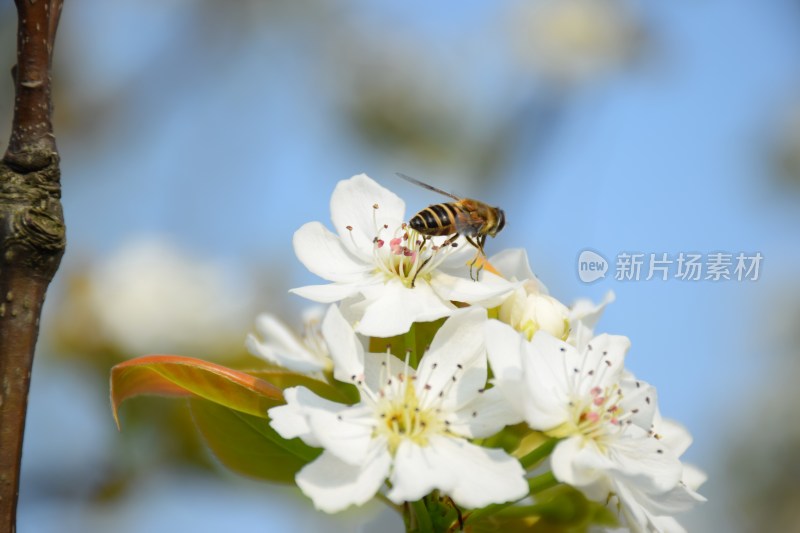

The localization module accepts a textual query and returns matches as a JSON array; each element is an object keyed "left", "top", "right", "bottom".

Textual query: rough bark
[{"left": 0, "top": 1, "right": 66, "bottom": 531}]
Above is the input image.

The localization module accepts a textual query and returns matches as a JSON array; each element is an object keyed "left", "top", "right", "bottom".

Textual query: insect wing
[
  {"left": 396, "top": 173, "right": 461, "bottom": 201},
  {"left": 452, "top": 203, "right": 482, "bottom": 237}
]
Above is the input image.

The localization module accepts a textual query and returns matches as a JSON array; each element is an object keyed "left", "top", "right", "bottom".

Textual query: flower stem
[
  {"left": 528, "top": 471, "right": 559, "bottom": 494},
  {"left": 410, "top": 499, "right": 433, "bottom": 533},
  {"left": 463, "top": 501, "right": 513, "bottom": 525},
  {"left": 405, "top": 324, "right": 418, "bottom": 368},
  {"left": 520, "top": 437, "right": 559, "bottom": 469},
  {"left": 493, "top": 503, "right": 553, "bottom": 518},
  {"left": 375, "top": 492, "right": 402, "bottom": 513}
]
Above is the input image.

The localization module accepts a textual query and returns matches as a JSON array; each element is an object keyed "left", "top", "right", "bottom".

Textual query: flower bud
[{"left": 498, "top": 287, "right": 570, "bottom": 341}]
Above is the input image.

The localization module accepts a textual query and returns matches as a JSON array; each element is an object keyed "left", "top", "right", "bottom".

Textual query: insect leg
[
  {"left": 440, "top": 232, "right": 460, "bottom": 249},
  {"left": 411, "top": 257, "right": 431, "bottom": 288},
  {"left": 475, "top": 235, "right": 488, "bottom": 278},
  {"left": 411, "top": 235, "right": 433, "bottom": 289},
  {"left": 411, "top": 233, "right": 456, "bottom": 287},
  {"left": 464, "top": 235, "right": 485, "bottom": 280}
]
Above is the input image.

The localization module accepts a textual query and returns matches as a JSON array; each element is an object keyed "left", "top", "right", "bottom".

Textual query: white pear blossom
[
  {"left": 269, "top": 307, "right": 527, "bottom": 512},
  {"left": 246, "top": 306, "right": 333, "bottom": 374},
  {"left": 83, "top": 236, "right": 251, "bottom": 357},
  {"left": 486, "top": 321, "right": 703, "bottom": 532},
  {"left": 290, "top": 174, "right": 516, "bottom": 337},
  {"left": 490, "top": 248, "right": 613, "bottom": 347}
]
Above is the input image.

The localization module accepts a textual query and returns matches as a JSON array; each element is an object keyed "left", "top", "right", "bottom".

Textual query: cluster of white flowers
[{"left": 249, "top": 174, "right": 705, "bottom": 531}]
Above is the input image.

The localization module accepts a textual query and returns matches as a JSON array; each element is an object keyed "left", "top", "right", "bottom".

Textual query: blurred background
[{"left": 2, "top": 0, "right": 799, "bottom": 531}]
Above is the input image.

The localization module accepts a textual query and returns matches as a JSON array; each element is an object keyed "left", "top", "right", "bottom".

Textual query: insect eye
[{"left": 496, "top": 209, "right": 506, "bottom": 232}]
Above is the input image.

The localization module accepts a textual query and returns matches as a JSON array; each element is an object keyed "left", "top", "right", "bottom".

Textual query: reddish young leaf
[
  {"left": 110, "top": 355, "right": 283, "bottom": 428},
  {"left": 247, "top": 369, "right": 358, "bottom": 404}
]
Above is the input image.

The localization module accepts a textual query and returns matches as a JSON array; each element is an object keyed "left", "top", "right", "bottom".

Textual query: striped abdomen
[{"left": 408, "top": 203, "right": 459, "bottom": 236}]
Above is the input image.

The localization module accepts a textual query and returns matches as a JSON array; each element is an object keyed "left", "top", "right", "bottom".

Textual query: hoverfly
[{"left": 397, "top": 173, "right": 506, "bottom": 281}]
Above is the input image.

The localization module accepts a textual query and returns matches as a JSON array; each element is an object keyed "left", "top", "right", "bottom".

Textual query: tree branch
[{"left": 0, "top": 0, "right": 66, "bottom": 531}]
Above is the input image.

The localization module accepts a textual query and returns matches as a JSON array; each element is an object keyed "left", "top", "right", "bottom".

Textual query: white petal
[
  {"left": 619, "top": 375, "right": 659, "bottom": 430},
  {"left": 570, "top": 290, "right": 615, "bottom": 327},
  {"left": 607, "top": 432, "right": 683, "bottom": 494},
  {"left": 640, "top": 479, "right": 707, "bottom": 514},
  {"left": 290, "top": 282, "right": 364, "bottom": 303},
  {"left": 681, "top": 464, "right": 707, "bottom": 492},
  {"left": 612, "top": 480, "right": 655, "bottom": 532},
  {"left": 653, "top": 416, "right": 693, "bottom": 458},
  {"left": 575, "top": 333, "right": 631, "bottom": 393},
  {"left": 551, "top": 436, "right": 612, "bottom": 489},
  {"left": 416, "top": 308, "right": 488, "bottom": 411},
  {"left": 568, "top": 291, "right": 615, "bottom": 351},
  {"left": 485, "top": 320, "right": 532, "bottom": 418},
  {"left": 296, "top": 447, "right": 391, "bottom": 513},
  {"left": 330, "top": 174, "right": 405, "bottom": 260},
  {"left": 488, "top": 248, "right": 535, "bottom": 279},
  {"left": 363, "top": 352, "right": 410, "bottom": 393},
  {"left": 485, "top": 319, "right": 524, "bottom": 379},
  {"left": 488, "top": 248, "right": 548, "bottom": 292},
  {"left": 388, "top": 436, "right": 528, "bottom": 508},
  {"left": 249, "top": 314, "right": 305, "bottom": 359},
  {"left": 612, "top": 475, "right": 705, "bottom": 531},
  {"left": 496, "top": 287, "right": 527, "bottom": 330},
  {"left": 271, "top": 386, "right": 374, "bottom": 465},
  {"left": 355, "top": 279, "right": 455, "bottom": 337},
  {"left": 387, "top": 440, "right": 453, "bottom": 503},
  {"left": 268, "top": 403, "right": 313, "bottom": 444},
  {"left": 431, "top": 271, "right": 517, "bottom": 307},
  {"left": 293, "top": 222, "right": 371, "bottom": 282},
  {"left": 337, "top": 294, "right": 369, "bottom": 323},
  {"left": 246, "top": 314, "right": 327, "bottom": 373},
  {"left": 647, "top": 515, "right": 688, "bottom": 533},
  {"left": 321, "top": 304, "right": 365, "bottom": 383},
  {"left": 426, "top": 307, "right": 487, "bottom": 359},
  {"left": 520, "top": 333, "right": 577, "bottom": 429},
  {"left": 448, "top": 386, "right": 523, "bottom": 438},
  {"left": 305, "top": 403, "right": 375, "bottom": 466},
  {"left": 268, "top": 386, "right": 346, "bottom": 447}
]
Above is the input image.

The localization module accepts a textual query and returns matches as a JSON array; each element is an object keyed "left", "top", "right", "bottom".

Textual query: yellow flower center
[
  {"left": 546, "top": 383, "right": 625, "bottom": 453},
  {"left": 373, "top": 381, "right": 443, "bottom": 455}
]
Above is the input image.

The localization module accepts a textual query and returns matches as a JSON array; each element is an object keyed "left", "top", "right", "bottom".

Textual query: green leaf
[
  {"left": 190, "top": 399, "right": 320, "bottom": 484},
  {"left": 110, "top": 355, "right": 283, "bottom": 428},
  {"left": 368, "top": 318, "right": 446, "bottom": 365},
  {"left": 479, "top": 423, "right": 530, "bottom": 454},
  {"left": 490, "top": 486, "right": 620, "bottom": 531}
]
